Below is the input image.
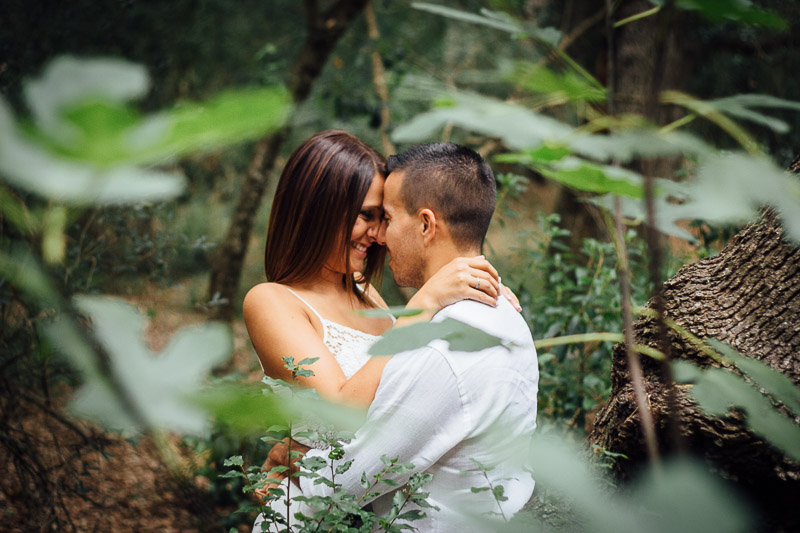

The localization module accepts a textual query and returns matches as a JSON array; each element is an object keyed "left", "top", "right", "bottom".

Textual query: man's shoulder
[{"left": 434, "top": 297, "right": 533, "bottom": 345}]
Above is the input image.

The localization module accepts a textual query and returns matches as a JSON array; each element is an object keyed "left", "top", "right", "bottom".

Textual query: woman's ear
[{"left": 419, "top": 208, "right": 436, "bottom": 246}]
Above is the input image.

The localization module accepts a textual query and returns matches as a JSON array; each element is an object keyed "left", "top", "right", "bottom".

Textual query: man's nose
[{"left": 374, "top": 219, "right": 387, "bottom": 245}]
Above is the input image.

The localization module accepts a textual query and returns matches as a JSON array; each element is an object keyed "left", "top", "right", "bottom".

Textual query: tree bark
[
  {"left": 207, "top": 0, "right": 370, "bottom": 321},
  {"left": 589, "top": 154, "right": 800, "bottom": 531}
]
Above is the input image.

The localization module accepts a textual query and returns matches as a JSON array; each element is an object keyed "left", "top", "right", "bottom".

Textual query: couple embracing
[{"left": 244, "top": 131, "right": 539, "bottom": 532}]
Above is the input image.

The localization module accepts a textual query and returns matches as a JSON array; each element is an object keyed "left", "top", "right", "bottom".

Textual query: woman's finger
[
  {"left": 468, "top": 272, "right": 499, "bottom": 303},
  {"left": 470, "top": 269, "right": 499, "bottom": 297},
  {"left": 466, "top": 255, "right": 500, "bottom": 281},
  {"left": 501, "top": 284, "right": 522, "bottom": 312}
]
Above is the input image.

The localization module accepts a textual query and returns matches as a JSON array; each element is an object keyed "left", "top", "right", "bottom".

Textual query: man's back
[
  {"left": 368, "top": 296, "right": 539, "bottom": 530},
  {"left": 298, "top": 296, "right": 538, "bottom": 532}
]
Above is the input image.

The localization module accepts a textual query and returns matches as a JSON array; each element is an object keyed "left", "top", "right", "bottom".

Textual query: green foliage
[
  {"left": 652, "top": 0, "right": 787, "bottom": 29},
  {"left": 1, "top": 56, "right": 289, "bottom": 206},
  {"left": 393, "top": 4, "right": 800, "bottom": 245},
  {"left": 512, "top": 432, "right": 753, "bottom": 533},
  {"left": 51, "top": 296, "right": 232, "bottom": 434},
  {"left": 500, "top": 214, "right": 666, "bottom": 430},
  {"left": 411, "top": 2, "right": 561, "bottom": 45},
  {"left": 226, "top": 364, "right": 438, "bottom": 532}
]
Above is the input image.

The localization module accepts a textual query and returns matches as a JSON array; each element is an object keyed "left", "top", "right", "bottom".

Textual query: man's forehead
[{"left": 383, "top": 170, "right": 404, "bottom": 209}]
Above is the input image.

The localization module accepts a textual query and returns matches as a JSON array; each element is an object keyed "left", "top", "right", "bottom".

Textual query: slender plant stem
[
  {"left": 613, "top": 199, "right": 660, "bottom": 464},
  {"left": 643, "top": 0, "right": 685, "bottom": 454},
  {"left": 606, "top": 0, "right": 660, "bottom": 464}
]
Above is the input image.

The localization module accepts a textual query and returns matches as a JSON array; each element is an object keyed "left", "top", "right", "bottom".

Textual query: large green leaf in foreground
[
  {"left": 0, "top": 56, "right": 291, "bottom": 205},
  {"left": 55, "top": 296, "right": 232, "bottom": 434},
  {"left": 369, "top": 318, "right": 507, "bottom": 356}
]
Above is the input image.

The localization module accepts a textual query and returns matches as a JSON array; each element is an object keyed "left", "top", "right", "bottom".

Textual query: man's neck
[{"left": 421, "top": 243, "right": 483, "bottom": 286}]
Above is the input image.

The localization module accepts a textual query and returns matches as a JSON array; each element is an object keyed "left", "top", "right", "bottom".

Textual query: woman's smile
[{"left": 352, "top": 241, "right": 369, "bottom": 257}]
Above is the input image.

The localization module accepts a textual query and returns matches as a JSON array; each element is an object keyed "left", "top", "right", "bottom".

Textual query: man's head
[{"left": 380, "top": 143, "right": 496, "bottom": 288}]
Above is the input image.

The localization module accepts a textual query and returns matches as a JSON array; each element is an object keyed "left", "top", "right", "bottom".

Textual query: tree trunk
[
  {"left": 588, "top": 155, "right": 800, "bottom": 531},
  {"left": 207, "top": 0, "right": 370, "bottom": 321}
]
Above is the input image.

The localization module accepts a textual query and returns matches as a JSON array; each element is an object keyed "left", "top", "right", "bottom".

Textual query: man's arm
[
  {"left": 298, "top": 347, "right": 469, "bottom": 505},
  {"left": 265, "top": 438, "right": 311, "bottom": 487}
]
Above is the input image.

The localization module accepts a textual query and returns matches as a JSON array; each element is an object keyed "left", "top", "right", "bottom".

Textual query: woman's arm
[
  {"left": 244, "top": 283, "right": 390, "bottom": 407},
  {"left": 244, "top": 284, "right": 350, "bottom": 395}
]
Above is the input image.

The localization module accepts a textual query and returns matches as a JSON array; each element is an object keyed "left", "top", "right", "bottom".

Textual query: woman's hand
[
  {"left": 501, "top": 283, "right": 522, "bottom": 312},
  {"left": 407, "top": 255, "right": 502, "bottom": 311}
]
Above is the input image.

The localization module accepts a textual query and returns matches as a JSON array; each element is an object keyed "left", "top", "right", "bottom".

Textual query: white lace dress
[{"left": 253, "top": 287, "right": 392, "bottom": 532}]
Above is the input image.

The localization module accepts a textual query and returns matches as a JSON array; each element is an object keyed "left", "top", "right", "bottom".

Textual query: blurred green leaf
[
  {"left": 412, "top": 3, "right": 560, "bottom": 45},
  {"left": 1, "top": 56, "right": 291, "bottom": 205},
  {"left": 41, "top": 206, "right": 67, "bottom": 264},
  {"left": 509, "top": 62, "right": 606, "bottom": 103},
  {"left": 201, "top": 382, "right": 366, "bottom": 436},
  {"left": 0, "top": 244, "right": 60, "bottom": 307},
  {"left": 357, "top": 306, "right": 424, "bottom": 318},
  {"left": 591, "top": 151, "right": 800, "bottom": 243},
  {"left": 392, "top": 91, "right": 572, "bottom": 150},
  {"left": 627, "top": 457, "right": 753, "bottom": 533},
  {"left": 0, "top": 99, "right": 186, "bottom": 204},
  {"left": 0, "top": 185, "right": 34, "bottom": 234},
  {"left": 538, "top": 158, "right": 644, "bottom": 198},
  {"left": 368, "top": 318, "right": 506, "bottom": 356},
  {"left": 129, "top": 86, "right": 292, "bottom": 164},
  {"left": 201, "top": 383, "right": 289, "bottom": 435},
  {"left": 571, "top": 129, "right": 713, "bottom": 162},
  {"left": 707, "top": 339, "right": 800, "bottom": 416},
  {"left": 707, "top": 94, "right": 800, "bottom": 134},
  {"left": 522, "top": 434, "right": 639, "bottom": 533},
  {"left": 495, "top": 143, "right": 572, "bottom": 166},
  {"left": 39, "top": 314, "right": 100, "bottom": 379},
  {"left": 504, "top": 432, "right": 753, "bottom": 533},
  {"left": 667, "top": 153, "right": 800, "bottom": 243},
  {"left": 23, "top": 56, "right": 149, "bottom": 146},
  {"left": 661, "top": 0, "right": 787, "bottom": 29},
  {"left": 674, "top": 360, "right": 800, "bottom": 462},
  {"left": 69, "top": 296, "right": 232, "bottom": 434}
]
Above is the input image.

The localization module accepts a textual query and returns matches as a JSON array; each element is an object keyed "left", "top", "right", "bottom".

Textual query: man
[{"left": 265, "top": 143, "right": 539, "bottom": 531}]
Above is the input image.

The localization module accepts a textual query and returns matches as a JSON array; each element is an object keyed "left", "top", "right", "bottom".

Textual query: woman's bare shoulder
[{"left": 243, "top": 282, "right": 302, "bottom": 321}]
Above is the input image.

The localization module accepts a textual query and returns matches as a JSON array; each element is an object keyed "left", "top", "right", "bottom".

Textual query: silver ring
[{"left": 475, "top": 279, "right": 481, "bottom": 290}]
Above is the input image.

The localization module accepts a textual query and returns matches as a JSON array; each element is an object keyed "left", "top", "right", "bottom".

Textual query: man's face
[{"left": 379, "top": 171, "right": 425, "bottom": 288}]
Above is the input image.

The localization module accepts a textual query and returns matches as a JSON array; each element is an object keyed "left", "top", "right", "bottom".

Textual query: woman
[{"left": 243, "top": 130, "right": 506, "bottom": 408}]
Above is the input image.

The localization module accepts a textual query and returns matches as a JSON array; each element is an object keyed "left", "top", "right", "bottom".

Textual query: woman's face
[{"left": 327, "top": 173, "right": 385, "bottom": 275}]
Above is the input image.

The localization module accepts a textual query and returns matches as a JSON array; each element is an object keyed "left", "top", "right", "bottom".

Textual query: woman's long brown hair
[{"left": 264, "top": 130, "right": 386, "bottom": 304}]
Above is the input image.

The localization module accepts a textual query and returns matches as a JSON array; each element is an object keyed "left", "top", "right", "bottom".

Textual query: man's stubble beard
[{"left": 389, "top": 251, "right": 425, "bottom": 290}]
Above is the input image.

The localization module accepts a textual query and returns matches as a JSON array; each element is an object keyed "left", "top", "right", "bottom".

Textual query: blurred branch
[{"left": 365, "top": 1, "right": 395, "bottom": 156}]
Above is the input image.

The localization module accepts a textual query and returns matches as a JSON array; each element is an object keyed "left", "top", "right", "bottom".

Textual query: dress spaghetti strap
[
  {"left": 284, "top": 287, "right": 326, "bottom": 325},
  {"left": 357, "top": 284, "right": 397, "bottom": 324}
]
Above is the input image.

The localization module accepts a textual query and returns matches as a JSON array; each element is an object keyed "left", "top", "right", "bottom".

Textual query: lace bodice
[
  {"left": 283, "top": 288, "right": 391, "bottom": 449},
  {"left": 285, "top": 287, "right": 392, "bottom": 378},
  {"left": 321, "top": 320, "right": 378, "bottom": 378}
]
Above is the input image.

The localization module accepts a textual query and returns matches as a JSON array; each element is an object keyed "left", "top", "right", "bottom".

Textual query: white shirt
[{"left": 299, "top": 296, "right": 539, "bottom": 532}]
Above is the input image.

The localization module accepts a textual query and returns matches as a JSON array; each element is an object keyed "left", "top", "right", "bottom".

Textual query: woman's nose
[{"left": 367, "top": 219, "right": 380, "bottom": 241}]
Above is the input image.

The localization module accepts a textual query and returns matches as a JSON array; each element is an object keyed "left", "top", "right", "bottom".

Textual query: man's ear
[{"left": 419, "top": 208, "right": 437, "bottom": 246}]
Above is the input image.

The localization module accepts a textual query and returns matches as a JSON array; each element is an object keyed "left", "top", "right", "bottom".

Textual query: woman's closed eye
[{"left": 360, "top": 208, "right": 383, "bottom": 222}]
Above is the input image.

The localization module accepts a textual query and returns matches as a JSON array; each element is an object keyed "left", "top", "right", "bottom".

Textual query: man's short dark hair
[{"left": 387, "top": 143, "right": 496, "bottom": 249}]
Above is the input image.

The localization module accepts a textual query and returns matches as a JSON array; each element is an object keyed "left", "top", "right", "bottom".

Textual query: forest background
[{"left": 2, "top": 0, "right": 799, "bottom": 531}]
